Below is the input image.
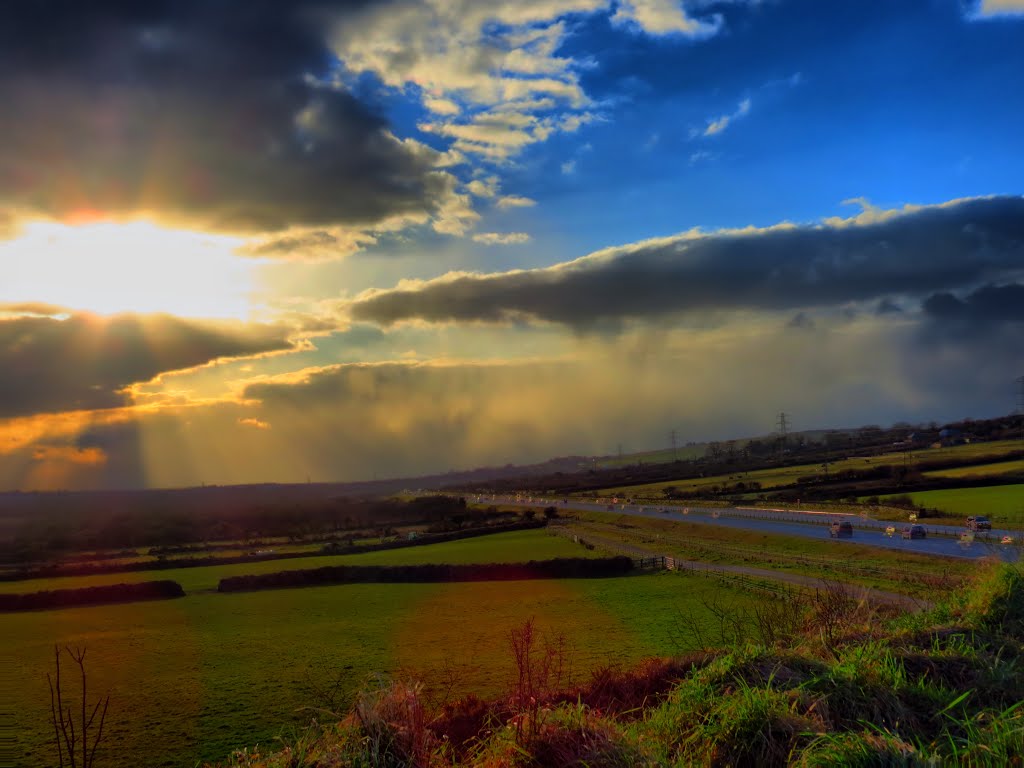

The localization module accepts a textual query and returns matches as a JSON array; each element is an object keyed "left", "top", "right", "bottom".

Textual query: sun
[{"left": 0, "top": 219, "right": 260, "bottom": 319}]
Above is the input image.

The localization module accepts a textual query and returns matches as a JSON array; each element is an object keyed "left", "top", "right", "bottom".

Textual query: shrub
[
  {"left": 1, "top": 580, "right": 185, "bottom": 612},
  {"left": 217, "top": 557, "right": 634, "bottom": 593}
]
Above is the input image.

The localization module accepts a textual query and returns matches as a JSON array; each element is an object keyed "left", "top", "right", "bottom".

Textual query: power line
[{"left": 776, "top": 411, "right": 790, "bottom": 458}]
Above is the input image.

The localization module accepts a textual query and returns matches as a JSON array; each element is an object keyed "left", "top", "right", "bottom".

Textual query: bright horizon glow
[{"left": 0, "top": 220, "right": 260, "bottom": 319}]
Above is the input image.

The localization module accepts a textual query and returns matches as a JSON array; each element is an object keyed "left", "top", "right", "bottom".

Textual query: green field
[
  {"left": 591, "top": 464, "right": 822, "bottom": 497},
  {"left": 0, "top": 528, "right": 601, "bottom": 595},
  {"left": 923, "top": 458, "right": 1024, "bottom": 479},
  {"left": 6, "top": 571, "right": 756, "bottom": 768},
  {"left": 877, "top": 484, "right": 1024, "bottom": 526},
  {"left": 589, "top": 440, "right": 1023, "bottom": 498},
  {"left": 5, "top": 529, "right": 759, "bottom": 767}
]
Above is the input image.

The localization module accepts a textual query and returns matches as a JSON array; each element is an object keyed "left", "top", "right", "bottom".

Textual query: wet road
[{"left": 490, "top": 497, "right": 1021, "bottom": 562}]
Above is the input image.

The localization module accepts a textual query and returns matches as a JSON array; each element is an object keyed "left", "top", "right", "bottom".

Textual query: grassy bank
[
  {"left": 560, "top": 511, "right": 974, "bottom": 598},
  {"left": 209, "top": 561, "right": 1024, "bottom": 767}
]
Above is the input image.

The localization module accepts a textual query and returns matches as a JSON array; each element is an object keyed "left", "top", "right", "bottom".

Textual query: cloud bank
[
  {"left": 348, "top": 196, "right": 1024, "bottom": 329},
  {"left": 0, "top": 308, "right": 295, "bottom": 418}
]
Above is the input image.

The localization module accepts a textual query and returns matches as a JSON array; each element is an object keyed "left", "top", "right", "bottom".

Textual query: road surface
[{"left": 487, "top": 496, "right": 1020, "bottom": 562}]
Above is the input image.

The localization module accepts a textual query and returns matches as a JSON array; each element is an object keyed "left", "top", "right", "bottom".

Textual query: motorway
[{"left": 487, "top": 496, "right": 1021, "bottom": 562}]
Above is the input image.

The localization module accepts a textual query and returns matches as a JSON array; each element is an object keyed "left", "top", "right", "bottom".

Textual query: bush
[
  {"left": 0, "top": 580, "right": 185, "bottom": 611},
  {"left": 887, "top": 494, "right": 916, "bottom": 509},
  {"left": 217, "top": 557, "right": 634, "bottom": 593}
]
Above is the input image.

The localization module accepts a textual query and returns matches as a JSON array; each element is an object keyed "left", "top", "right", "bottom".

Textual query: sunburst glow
[{"left": 0, "top": 220, "right": 258, "bottom": 319}]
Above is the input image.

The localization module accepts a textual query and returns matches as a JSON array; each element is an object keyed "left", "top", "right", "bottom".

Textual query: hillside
[{"left": 211, "top": 561, "right": 1023, "bottom": 767}]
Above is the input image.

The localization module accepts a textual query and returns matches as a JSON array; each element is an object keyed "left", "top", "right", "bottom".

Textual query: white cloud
[
  {"left": 496, "top": 195, "right": 538, "bottom": 209},
  {"left": 561, "top": 159, "right": 577, "bottom": 174},
  {"left": 239, "top": 417, "right": 271, "bottom": 430},
  {"left": 329, "top": 0, "right": 722, "bottom": 166},
  {"left": 320, "top": 0, "right": 730, "bottom": 241},
  {"left": 975, "top": 0, "right": 1024, "bottom": 16},
  {"left": 472, "top": 232, "right": 532, "bottom": 245},
  {"left": 704, "top": 115, "right": 730, "bottom": 136},
  {"left": 467, "top": 176, "right": 500, "bottom": 198},
  {"left": 424, "top": 97, "right": 462, "bottom": 115},
  {"left": 612, "top": 0, "right": 721, "bottom": 36},
  {"left": 435, "top": 148, "right": 469, "bottom": 168},
  {"left": 431, "top": 192, "right": 480, "bottom": 236},
  {"left": 328, "top": 1, "right": 600, "bottom": 164},
  {"left": 702, "top": 96, "right": 752, "bottom": 136}
]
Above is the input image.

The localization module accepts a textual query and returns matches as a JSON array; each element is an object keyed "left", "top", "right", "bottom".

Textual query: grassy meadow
[
  {"left": 922, "top": 458, "right": 1024, "bottom": 479},
  {"left": 5, "top": 530, "right": 758, "bottom": 768},
  {"left": 877, "top": 484, "right": 1024, "bottom": 526}
]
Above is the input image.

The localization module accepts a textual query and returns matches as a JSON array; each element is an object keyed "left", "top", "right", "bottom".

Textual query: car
[
  {"left": 902, "top": 524, "right": 926, "bottom": 540},
  {"left": 966, "top": 516, "right": 992, "bottom": 531},
  {"left": 829, "top": 520, "right": 853, "bottom": 538}
]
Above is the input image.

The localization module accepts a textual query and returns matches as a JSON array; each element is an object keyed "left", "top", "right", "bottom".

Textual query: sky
[{"left": 0, "top": 0, "right": 1022, "bottom": 490}]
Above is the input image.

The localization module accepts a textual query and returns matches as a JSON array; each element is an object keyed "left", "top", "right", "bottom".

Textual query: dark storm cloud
[
  {"left": 0, "top": 309, "right": 294, "bottom": 418},
  {"left": 875, "top": 298, "right": 904, "bottom": 315},
  {"left": 0, "top": 0, "right": 451, "bottom": 235},
  {"left": 349, "top": 196, "right": 1024, "bottom": 329},
  {"left": 921, "top": 282, "right": 1024, "bottom": 337}
]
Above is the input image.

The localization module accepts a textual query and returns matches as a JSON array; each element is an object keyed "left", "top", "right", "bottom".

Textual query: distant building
[{"left": 938, "top": 428, "right": 965, "bottom": 446}]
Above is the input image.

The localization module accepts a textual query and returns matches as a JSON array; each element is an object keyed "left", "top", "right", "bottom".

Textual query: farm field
[
  {"left": 0, "top": 528, "right": 597, "bottom": 595},
  {"left": 923, "top": 458, "right": 1024, "bottom": 479},
  {"left": 876, "top": 484, "right": 1024, "bottom": 527},
  {"left": 6, "top": 571, "right": 756, "bottom": 768},
  {"left": 588, "top": 440, "right": 1023, "bottom": 498}
]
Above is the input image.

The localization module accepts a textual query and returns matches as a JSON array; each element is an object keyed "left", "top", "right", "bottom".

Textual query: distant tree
[
  {"left": 522, "top": 510, "right": 536, "bottom": 521},
  {"left": 543, "top": 506, "right": 558, "bottom": 520}
]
